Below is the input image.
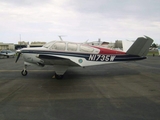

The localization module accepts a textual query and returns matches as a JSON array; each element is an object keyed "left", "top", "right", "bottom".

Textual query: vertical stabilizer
[{"left": 126, "top": 36, "right": 153, "bottom": 56}]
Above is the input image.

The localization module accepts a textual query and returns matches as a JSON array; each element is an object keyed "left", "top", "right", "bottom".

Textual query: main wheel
[
  {"left": 21, "top": 70, "right": 28, "bottom": 76},
  {"left": 55, "top": 73, "right": 64, "bottom": 79}
]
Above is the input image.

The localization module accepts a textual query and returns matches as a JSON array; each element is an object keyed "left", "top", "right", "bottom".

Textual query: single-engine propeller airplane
[{"left": 15, "top": 36, "right": 153, "bottom": 79}]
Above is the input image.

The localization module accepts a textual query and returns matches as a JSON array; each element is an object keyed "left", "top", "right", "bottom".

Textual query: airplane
[
  {"left": 0, "top": 50, "right": 15, "bottom": 58},
  {"left": 15, "top": 36, "right": 153, "bottom": 79}
]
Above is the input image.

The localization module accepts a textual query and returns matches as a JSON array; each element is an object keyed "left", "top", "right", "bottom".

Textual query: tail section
[{"left": 126, "top": 36, "right": 153, "bottom": 56}]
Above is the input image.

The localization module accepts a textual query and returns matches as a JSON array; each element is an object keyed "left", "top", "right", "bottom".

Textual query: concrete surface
[{"left": 0, "top": 56, "right": 160, "bottom": 120}]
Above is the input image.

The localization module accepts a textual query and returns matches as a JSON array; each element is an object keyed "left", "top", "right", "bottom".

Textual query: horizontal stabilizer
[{"left": 126, "top": 36, "right": 153, "bottom": 56}]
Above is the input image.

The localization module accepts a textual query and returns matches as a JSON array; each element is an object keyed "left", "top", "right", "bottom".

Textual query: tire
[
  {"left": 21, "top": 70, "right": 28, "bottom": 76},
  {"left": 55, "top": 73, "right": 64, "bottom": 79}
]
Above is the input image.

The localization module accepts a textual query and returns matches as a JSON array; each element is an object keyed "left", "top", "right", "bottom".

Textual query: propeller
[{"left": 15, "top": 50, "right": 21, "bottom": 63}]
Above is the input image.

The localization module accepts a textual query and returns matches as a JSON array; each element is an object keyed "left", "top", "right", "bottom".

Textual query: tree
[{"left": 151, "top": 43, "right": 157, "bottom": 48}]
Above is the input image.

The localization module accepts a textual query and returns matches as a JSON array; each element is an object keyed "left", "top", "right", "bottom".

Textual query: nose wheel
[
  {"left": 21, "top": 65, "right": 28, "bottom": 76},
  {"left": 21, "top": 70, "right": 28, "bottom": 76}
]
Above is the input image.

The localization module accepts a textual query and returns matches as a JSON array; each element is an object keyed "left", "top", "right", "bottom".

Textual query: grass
[{"left": 147, "top": 50, "right": 159, "bottom": 56}]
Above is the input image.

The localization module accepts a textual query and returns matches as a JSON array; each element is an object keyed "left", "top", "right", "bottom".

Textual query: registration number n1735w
[{"left": 88, "top": 54, "right": 116, "bottom": 62}]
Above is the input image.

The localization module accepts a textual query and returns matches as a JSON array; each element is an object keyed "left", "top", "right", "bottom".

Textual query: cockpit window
[
  {"left": 51, "top": 42, "right": 66, "bottom": 50},
  {"left": 80, "top": 45, "right": 94, "bottom": 52},
  {"left": 67, "top": 43, "right": 78, "bottom": 51}
]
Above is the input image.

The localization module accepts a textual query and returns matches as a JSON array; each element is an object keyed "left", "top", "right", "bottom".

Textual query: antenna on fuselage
[
  {"left": 84, "top": 39, "right": 89, "bottom": 43},
  {"left": 98, "top": 38, "right": 101, "bottom": 45},
  {"left": 58, "top": 35, "right": 66, "bottom": 41}
]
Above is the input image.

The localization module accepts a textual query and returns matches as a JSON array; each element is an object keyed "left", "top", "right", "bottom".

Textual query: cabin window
[
  {"left": 67, "top": 43, "right": 78, "bottom": 51},
  {"left": 80, "top": 45, "right": 94, "bottom": 52},
  {"left": 51, "top": 42, "right": 66, "bottom": 50}
]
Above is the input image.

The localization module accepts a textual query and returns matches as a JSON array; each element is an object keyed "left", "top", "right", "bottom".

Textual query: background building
[
  {"left": 0, "top": 42, "right": 15, "bottom": 50},
  {"left": 15, "top": 41, "right": 29, "bottom": 50},
  {"left": 30, "top": 42, "right": 46, "bottom": 47}
]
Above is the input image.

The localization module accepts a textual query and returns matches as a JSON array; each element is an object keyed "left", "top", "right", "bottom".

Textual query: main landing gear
[
  {"left": 55, "top": 73, "right": 64, "bottom": 79},
  {"left": 53, "top": 65, "right": 68, "bottom": 79}
]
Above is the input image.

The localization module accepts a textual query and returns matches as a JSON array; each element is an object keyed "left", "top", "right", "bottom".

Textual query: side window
[
  {"left": 67, "top": 43, "right": 78, "bottom": 51},
  {"left": 51, "top": 42, "right": 66, "bottom": 50},
  {"left": 80, "top": 45, "right": 94, "bottom": 52}
]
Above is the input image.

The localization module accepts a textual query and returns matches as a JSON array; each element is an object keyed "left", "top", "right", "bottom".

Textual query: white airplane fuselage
[{"left": 21, "top": 46, "right": 122, "bottom": 67}]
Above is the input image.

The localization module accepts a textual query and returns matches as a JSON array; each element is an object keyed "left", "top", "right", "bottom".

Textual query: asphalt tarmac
[{"left": 0, "top": 56, "right": 160, "bottom": 120}]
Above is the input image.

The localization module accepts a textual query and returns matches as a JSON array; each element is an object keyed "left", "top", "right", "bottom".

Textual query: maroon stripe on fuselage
[{"left": 92, "top": 46, "right": 126, "bottom": 54}]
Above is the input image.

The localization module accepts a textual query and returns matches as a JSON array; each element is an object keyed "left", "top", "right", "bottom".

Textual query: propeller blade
[{"left": 15, "top": 50, "right": 21, "bottom": 63}]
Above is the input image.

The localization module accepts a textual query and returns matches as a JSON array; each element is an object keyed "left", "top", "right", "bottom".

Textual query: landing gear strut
[
  {"left": 21, "top": 65, "right": 28, "bottom": 76},
  {"left": 53, "top": 65, "right": 68, "bottom": 79},
  {"left": 55, "top": 73, "right": 64, "bottom": 79}
]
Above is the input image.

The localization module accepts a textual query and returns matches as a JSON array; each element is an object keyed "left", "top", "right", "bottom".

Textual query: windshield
[{"left": 43, "top": 41, "right": 56, "bottom": 48}]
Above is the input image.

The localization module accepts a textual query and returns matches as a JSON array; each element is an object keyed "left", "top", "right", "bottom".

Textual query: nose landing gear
[
  {"left": 21, "top": 69, "right": 28, "bottom": 76},
  {"left": 21, "top": 65, "right": 28, "bottom": 76}
]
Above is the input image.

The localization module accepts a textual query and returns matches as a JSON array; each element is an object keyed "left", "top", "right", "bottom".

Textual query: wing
[
  {"left": 0, "top": 53, "right": 8, "bottom": 57},
  {"left": 38, "top": 54, "right": 82, "bottom": 66}
]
